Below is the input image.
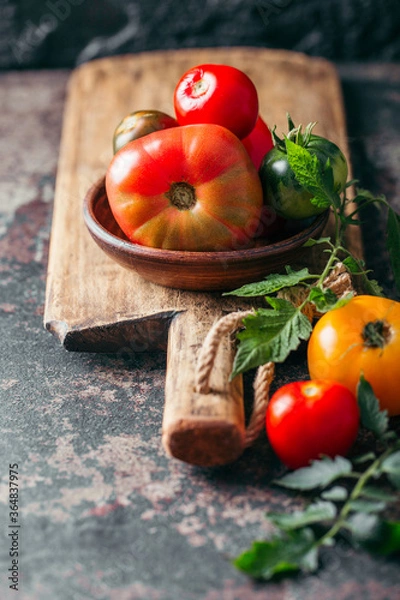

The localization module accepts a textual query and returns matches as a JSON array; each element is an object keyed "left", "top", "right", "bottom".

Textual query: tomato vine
[{"left": 225, "top": 117, "right": 400, "bottom": 378}]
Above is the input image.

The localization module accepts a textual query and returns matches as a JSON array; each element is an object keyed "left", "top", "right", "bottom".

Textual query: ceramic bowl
[{"left": 83, "top": 177, "right": 329, "bottom": 291}]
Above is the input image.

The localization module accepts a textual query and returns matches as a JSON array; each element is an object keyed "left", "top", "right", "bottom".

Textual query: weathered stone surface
[{"left": 0, "top": 64, "right": 400, "bottom": 599}]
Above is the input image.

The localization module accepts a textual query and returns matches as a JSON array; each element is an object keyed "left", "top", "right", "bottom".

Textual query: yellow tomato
[{"left": 307, "top": 295, "right": 400, "bottom": 416}]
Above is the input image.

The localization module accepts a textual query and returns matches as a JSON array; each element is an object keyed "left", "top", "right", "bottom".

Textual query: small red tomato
[
  {"left": 266, "top": 380, "right": 359, "bottom": 470},
  {"left": 173, "top": 64, "right": 259, "bottom": 139},
  {"left": 241, "top": 115, "right": 274, "bottom": 170}
]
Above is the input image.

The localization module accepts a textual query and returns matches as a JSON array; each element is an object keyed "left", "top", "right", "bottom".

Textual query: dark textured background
[{"left": 1, "top": 0, "right": 400, "bottom": 70}]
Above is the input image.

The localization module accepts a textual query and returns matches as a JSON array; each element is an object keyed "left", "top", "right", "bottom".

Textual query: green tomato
[{"left": 259, "top": 133, "right": 348, "bottom": 220}]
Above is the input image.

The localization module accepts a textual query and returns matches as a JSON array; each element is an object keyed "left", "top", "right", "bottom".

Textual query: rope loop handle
[
  {"left": 194, "top": 262, "right": 356, "bottom": 448},
  {"left": 194, "top": 309, "right": 274, "bottom": 447}
]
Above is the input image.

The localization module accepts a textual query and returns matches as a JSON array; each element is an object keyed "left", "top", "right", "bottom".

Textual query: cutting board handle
[{"left": 162, "top": 310, "right": 246, "bottom": 466}]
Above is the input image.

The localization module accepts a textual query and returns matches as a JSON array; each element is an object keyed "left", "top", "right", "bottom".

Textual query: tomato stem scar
[
  {"left": 362, "top": 319, "right": 391, "bottom": 349},
  {"left": 192, "top": 78, "right": 209, "bottom": 97},
  {"left": 166, "top": 181, "right": 197, "bottom": 210}
]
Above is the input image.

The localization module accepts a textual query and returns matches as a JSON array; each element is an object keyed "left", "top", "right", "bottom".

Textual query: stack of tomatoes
[{"left": 106, "top": 64, "right": 275, "bottom": 252}]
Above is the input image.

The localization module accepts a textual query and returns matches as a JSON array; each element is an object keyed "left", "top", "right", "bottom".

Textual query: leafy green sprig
[
  {"left": 233, "top": 379, "right": 400, "bottom": 581},
  {"left": 225, "top": 122, "right": 400, "bottom": 378}
]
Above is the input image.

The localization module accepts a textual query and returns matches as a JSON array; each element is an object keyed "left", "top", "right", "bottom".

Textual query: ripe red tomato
[
  {"left": 173, "top": 64, "right": 259, "bottom": 139},
  {"left": 105, "top": 123, "right": 263, "bottom": 251},
  {"left": 241, "top": 115, "right": 274, "bottom": 170},
  {"left": 266, "top": 380, "right": 359, "bottom": 470},
  {"left": 307, "top": 295, "right": 400, "bottom": 416}
]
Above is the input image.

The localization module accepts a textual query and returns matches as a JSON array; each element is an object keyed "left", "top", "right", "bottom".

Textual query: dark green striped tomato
[
  {"left": 259, "top": 134, "right": 348, "bottom": 220},
  {"left": 113, "top": 110, "right": 178, "bottom": 154}
]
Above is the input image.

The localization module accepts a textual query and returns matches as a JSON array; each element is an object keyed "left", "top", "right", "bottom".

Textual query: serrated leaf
[
  {"left": 285, "top": 138, "right": 341, "bottom": 209},
  {"left": 359, "top": 519, "right": 400, "bottom": 556},
  {"left": 276, "top": 456, "right": 353, "bottom": 491},
  {"left": 387, "top": 472, "right": 400, "bottom": 490},
  {"left": 381, "top": 451, "right": 400, "bottom": 489},
  {"left": 341, "top": 215, "right": 363, "bottom": 226},
  {"left": 285, "top": 139, "right": 332, "bottom": 209},
  {"left": 342, "top": 255, "right": 363, "bottom": 274},
  {"left": 345, "top": 178, "right": 359, "bottom": 189},
  {"left": 308, "top": 287, "right": 338, "bottom": 312},
  {"left": 387, "top": 207, "right": 400, "bottom": 293},
  {"left": 352, "top": 189, "right": 374, "bottom": 202},
  {"left": 362, "top": 277, "right": 384, "bottom": 297},
  {"left": 345, "top": 513, "right": 380, "bottom": 541},
  {"left": 303, "top": 236, "right": 331, "bottom": 248},
  {"left": 360, "top": 485, "right": 398, "bottom": 502},
  {"left": 321, "top": 486, "right": 348, "bottom": 501},
  {"left": 349, "top": 499, "right": 387, "bottom": 513},
  {"left": 224, "top": 267, "right": 312, "bottom": 298},
  {"left": 352, "top": 451, "right": 376, "bottom": 464},
  {"left": 381, "top": 430, "right": 398, "bottom": 443},
  {"left": 268, "top": 501, "right": 336, "bottom": 531},
  {"left": 357, "top": 376, "right": 389, "bottom": 438},
  {"left": 231, "top": 298, "right": 312, "bottom": 377},
  {"left": 233, "top": 528, "right": 318, "bottom": 580}
]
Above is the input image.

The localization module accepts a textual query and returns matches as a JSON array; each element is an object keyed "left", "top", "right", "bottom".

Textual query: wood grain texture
[
  {"left": 163, "top": 309, "right": 245, "bottom": 466},
  {"left": 44, "top": 47, "right": 361, "bottom": 350},
  {"left": 44, "top": 48, "right": 362, "bottom": 465}
]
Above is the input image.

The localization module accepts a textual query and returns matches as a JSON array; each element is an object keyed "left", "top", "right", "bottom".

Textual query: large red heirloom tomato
[
  {"left": 173, "top": 64, "right": 259, "bottom": 140},
  {"left": 105, "top": 123, "right": 263, "bottom": 251}
]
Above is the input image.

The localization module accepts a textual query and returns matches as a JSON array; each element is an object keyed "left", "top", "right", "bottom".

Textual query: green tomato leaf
[
  {"left": 380, "top": 451, "right": 400, "bottom": 489},
  {"left": 345, "top": 178, "right": 359, "bottom": 189},
  {"left": 352, "top": 188, "right": 382, "bottom": 203},
  {"left": 285, "top": 139, "right": 330, "bottom": 209},
  {"left": 362, "top": 277, "right": 385, "bottom": 297},
  {"left": 340, "top": 214, "right": 363, "bottom": 227},
  {"left": 342, "top": 257, "right": 383, "bottom": 296},
  {"left": 268, "top": 500, "right": 336, "bottom": 531},
  {"left": 345, "top": 513, "right": 380, "bottom": 542},
  {"left": 348, "top": 499, "right": 387, "bottom": 513},
  {"left": 285, "top": 138, "right": 341, "bottom": 209},
  {"left": 357, "top": 376, "right": 389, "bottom": 438},
  {"left": 387, "top": 207, "right": 400, "bottom": 293},
  {"left": 358, "top": 519, "right": 400, "bottom": 556},
  {"left": 342, "top": 255, "right": 364, "bottom": 274},
  {"left": 276, "top": 456, "right": 353, "bottom": 491},
  {"left": 360, "top": 485, "right": 398, "bottom": 502},
  {"left": 233, "top": 528, "right": 318, "bottom": 580},
  {"left": 308, "top": 287, "right": 338, "bottom": 312},
  {"left": 352, "top": 451, "right": 376, "bottom": 464},
  {"left": 224, "top": 267, "right": 312, "bottom": 298},
  {"left": 321, "top": 485, "right": 349, "bottom": 501},
  {"left": 231, "top": 298, "right": 312, "bottom": 377},
  {"left": 303, "top": 236, "right": 331, "bottom": 248}
]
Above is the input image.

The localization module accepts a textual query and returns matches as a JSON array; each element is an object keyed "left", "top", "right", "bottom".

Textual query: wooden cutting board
[{"left": 44, "top": 48, "right": 362, "bottom": 467}]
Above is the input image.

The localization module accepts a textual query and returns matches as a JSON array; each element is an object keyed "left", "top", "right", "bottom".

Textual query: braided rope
[
  {"left": 195, "top": 310, "right": 254, "bottom": 395},
  {"left": 194, "top": 309, "right": 274, "bottom": 445},
  {"left": 194, "top": 262, "right": 356, "bottom": 447},
  {"left": 245, "top": 361, "right": 275, "bottom": 447}
]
